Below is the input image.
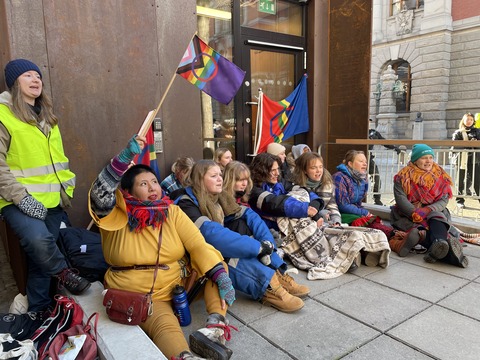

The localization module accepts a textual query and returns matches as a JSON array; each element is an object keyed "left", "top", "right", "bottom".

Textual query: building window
[
  {"left": 390, "top": 60, "right": 411, "bottom": 113},
  {"left": 391, "top": 0, "right": 424, "bottom": 16}
]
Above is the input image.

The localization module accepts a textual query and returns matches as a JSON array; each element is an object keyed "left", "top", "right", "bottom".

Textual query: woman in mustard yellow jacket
[{"left": 89, "top": 135, "right": 236, "bottom": 360}]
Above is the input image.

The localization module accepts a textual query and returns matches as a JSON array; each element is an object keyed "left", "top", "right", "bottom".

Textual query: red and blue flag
[
  {"left": 177, "top": 35, "right": 245, "bottom": 105},
  {"left": 134, "top": 126, "right": 161, "bottom": 181},
  {"left": 255, "top": 74, "right": 309, "bottom": 154}
]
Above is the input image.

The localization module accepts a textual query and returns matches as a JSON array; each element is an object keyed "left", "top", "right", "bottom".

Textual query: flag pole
[
  {"left": 138, "top": 32, "right": 198, "bottom": 137},
  {"left": 138, "top": 72, "right": 176, "bottom": 137},
  {"left": 253, "top": 88, "right": 263, "bottom": 155}
]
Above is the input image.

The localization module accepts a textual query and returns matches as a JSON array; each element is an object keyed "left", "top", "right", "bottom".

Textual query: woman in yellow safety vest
[{"left": 0, "top": 59, "right": 90, "bottom": 313}]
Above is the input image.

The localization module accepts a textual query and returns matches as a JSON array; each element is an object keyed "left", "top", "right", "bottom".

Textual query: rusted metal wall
[
  {"left": 307, "top": 0, "right": 329, "bottom": 155},
  {"left": 0, "top": 0, "right": 202, "bottom": 227},
  {"left": 325, "top": 0, "right": 372, "bottom": 171}
]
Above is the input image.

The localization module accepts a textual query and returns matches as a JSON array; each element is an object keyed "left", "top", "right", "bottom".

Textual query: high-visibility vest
[{"left": 0, "top": 104, "right": 76, "bottom": 210}]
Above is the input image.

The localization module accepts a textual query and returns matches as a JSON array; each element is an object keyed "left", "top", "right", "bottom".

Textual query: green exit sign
[{"left": 258, "top": 0, "right": 276, "bottom": 15}]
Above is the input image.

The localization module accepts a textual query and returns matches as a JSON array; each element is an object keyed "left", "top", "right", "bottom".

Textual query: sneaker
[
  {"left": 423, "top": 239, "right": 449, "bottom": 264},
  {"left": 56, "top": 268, "right": 91, "bottom": 295},
  {"left": 374, "top": 199, "right": 383, "bottom": 206},
  {"left": 171, "top": 351, "right": 206, "bottom": 360},
  {"left": 189, "top": 313, "right": 236, "bottom": 360},
  {"left": 276, "top": 270, "right": 310, "bottom": 297}
]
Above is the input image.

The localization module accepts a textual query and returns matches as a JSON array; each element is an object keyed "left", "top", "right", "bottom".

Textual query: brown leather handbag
[{"left": 102, "top": 229, "right": 163, "bottom": 325}]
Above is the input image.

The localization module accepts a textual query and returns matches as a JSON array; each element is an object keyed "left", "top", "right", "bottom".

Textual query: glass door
[
  {"left": 196, "top": 0, "right": 307, "bottom": 162},
  {"left": 233, "top": 0, "right": 307, "bottom": 162},
  {"left": 247, "top": 48, "right": 297, "bottom": 158}
]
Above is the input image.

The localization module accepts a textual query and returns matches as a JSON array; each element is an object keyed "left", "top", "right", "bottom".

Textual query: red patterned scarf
[
  {"left": 394, "top": 162, "right": 453, "bottom": 206},
  {"left": 121, "top": 189, "right": 173, "bottom": 232}
]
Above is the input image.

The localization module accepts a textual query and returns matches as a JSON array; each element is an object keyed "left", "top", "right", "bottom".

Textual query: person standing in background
[
  {"left": 368, "top": 118, "right": 400, "bottom": 205},
  {"left": 451, "top": 112, "right": 480, "bottom": 207}
]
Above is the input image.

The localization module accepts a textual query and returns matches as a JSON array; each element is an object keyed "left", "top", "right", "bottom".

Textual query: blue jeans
[{"left": 1, "top": 205, "right": 67, "bottom": 312}]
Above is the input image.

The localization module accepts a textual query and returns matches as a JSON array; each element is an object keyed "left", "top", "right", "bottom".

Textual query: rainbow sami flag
[
  {"left": 134, "top": 126, "right": 161, "bottom": 181},
  {"left": 176, "top": 35, "right": 245, "bottom": 105},
  {"left": 254, "top": 74, "right": 309, "bottom": 154}
]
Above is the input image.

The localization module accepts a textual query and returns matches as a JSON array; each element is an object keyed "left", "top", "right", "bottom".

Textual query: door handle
[{"left": 245, "top": 101, "right": 258, "bottom": 105}]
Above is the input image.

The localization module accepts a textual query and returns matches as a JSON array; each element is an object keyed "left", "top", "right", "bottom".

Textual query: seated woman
[
  {"left": 251, "top": 152, "right": 389, "bottom": 279},
  {"left": 390, "top": 144, "right": 468, "bottom": 267},
  {"left": 171, "top": 160, "right": 309, "bottom": 313},
  {"left": 286, "top": 143, "right": 311, "bottom": 174},
  {"left": 332, "top": 150, "right": 394, "bottom": 238},
  {"left": 214, "top": 147, "right": 233, "bottom": 173},
  {"left": 266, "top": 142, "right": 292, "bottom": 182},
  {"left": 248, "top": 153, "right": 323, "bottom": 231},
  {"left": 89, "top": 136, "right": 236, "bottom": 360},
  {"left": 160, "top": 156, "right": 194, "bottom": 196},
  {"left": 222, "top": 161, "right": 252, "bottom": 206}
]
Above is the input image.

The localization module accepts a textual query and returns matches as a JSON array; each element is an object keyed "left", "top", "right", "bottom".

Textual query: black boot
[
  {"left": 441, "top": 237, "right": 469, "bottom": 268},
  {"left": 189, "top": 313, "right": 235, "bottom": 360},
  {"left": 423, "top": 239, "right": 449, "bottom": 263}
]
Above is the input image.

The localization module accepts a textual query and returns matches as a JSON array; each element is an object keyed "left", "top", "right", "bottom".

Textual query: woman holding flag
[{"left": 89, "top": 136, "right": 236, "bottom": 360}]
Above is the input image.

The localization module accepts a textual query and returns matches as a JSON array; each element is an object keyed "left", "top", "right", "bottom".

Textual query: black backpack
[
  {"left": 0, "top": 312, "right": 42, "bottom": 341},
  {"left": 57, "top": 227, "right": 109, "bottom": 283}
]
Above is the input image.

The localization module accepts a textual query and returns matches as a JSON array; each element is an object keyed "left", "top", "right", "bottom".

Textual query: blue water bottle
[{"left": 172, "top": 285, "right": 191, "bottom": 326}]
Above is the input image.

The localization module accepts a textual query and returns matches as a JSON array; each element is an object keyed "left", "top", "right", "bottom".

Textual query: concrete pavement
[
  {"left": 183, "top": 243, "right": 480, "bottom": 360},
  {"left": 3, "top": 236, "right": 480, "bottom": 359}
]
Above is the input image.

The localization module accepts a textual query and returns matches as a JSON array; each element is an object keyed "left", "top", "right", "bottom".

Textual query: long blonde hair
[
  {"left": 9, "top": 81, "right": 58, "bottom": 127},
  {"left": 189, "top": 160, "right": 224, "bottom": 223},
  {"left": 223, "top": 161, "right": 253, "bottom": 202}
]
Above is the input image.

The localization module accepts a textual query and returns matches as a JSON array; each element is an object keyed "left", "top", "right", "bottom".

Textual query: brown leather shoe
[
  {"left": 261, "top": 273, "right": 304, "bottom": 312},
  {"left": 276, "top": 270, "right": 310, "bottom": 297}
]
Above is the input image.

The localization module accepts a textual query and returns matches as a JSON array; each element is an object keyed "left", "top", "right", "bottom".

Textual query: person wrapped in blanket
[
  {"left": 390, "top": 144, "right": 468, "bottom": 267},
  {"left": 249, "top": 152, "right": 389, "bottom": 279},
  {"left": 332, "top": 150, "right": 395, "bottom": 239},
  {"left": 170, "top": 160, "right": 309, "bottom": 313},
  {"left": 89, "top": 135, "right": 236, "bottom": 360}
]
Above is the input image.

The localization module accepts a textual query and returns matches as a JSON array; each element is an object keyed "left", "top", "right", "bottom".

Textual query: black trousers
[
  {"left": 456, "top": 156, "right": 480, "bottom": 204},
  {"left": 369, "top": 157, "right": 381, "bottom": 200}
]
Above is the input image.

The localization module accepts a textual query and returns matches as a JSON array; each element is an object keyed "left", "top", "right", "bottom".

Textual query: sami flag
[
  {"left": 255, "top": 74, "right": 309, "bottom": 154},
  {"left": 177, "top": 35, "right": 246, "bottom": 105},
  {"left": 134, "top": 126, "right": 161, "bottom": 181}
]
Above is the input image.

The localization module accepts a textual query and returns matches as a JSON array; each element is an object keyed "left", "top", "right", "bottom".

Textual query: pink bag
[{"left": 43, "top": 312, "right": 98, "bottom": 360}]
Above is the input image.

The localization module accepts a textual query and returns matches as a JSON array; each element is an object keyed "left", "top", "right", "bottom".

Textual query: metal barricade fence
[{"left": 318, "top": 143, "right": 480, "bottom": 221}]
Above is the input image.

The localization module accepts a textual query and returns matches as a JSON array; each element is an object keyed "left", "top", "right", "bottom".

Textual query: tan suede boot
[
  {"left": 389, "top": 229, "right": 421, "bottom": 257},
  {"left": 261, "top": 273, "right": 304, "bottom": 313},
  {"left": 276, "top": 270, "right": 310, "bottom": 297}
]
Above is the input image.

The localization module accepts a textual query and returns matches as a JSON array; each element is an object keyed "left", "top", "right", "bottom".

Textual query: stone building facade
[{"left": 369, "top": 0, "right": 480, "bottom": 140}]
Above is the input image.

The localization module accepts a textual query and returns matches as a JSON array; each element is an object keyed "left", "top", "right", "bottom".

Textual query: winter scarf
[
  {"left": 306, "top": 178, "right": 321, "bottom": 190},
  {"left": 121, "top": 189, "right": 172, "bottom": 232},
  {"left": 348, "top": 165, "right": 367, "bottom": 183},
  {"left": 194, "top": 189, "right": 242, "bottom": 225},
  {"left": 394, "top": 162, "right": 453, "bottom": 206}
]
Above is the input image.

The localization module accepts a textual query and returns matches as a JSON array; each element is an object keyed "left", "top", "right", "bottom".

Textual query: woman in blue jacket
[
  {"left": 172, "top": 160, "right": 309, "bottom": 313},
  {"left": 333, "top": 150, "right": 371, "bottom": 223},
  {"left": 248, "top": 153, "right": 325, "bottom": 230},
  {"left": 333, "top": 150, "right": 395, "bottom": 239}
]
